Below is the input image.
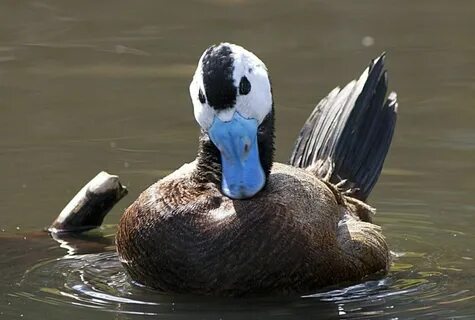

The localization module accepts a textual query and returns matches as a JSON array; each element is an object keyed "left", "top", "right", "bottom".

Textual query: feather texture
[{"left": 290, "top": 54, "right": 398, "bottom": 201}]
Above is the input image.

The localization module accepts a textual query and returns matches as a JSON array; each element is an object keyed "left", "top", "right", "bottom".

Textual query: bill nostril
[
  {"left": 244, "top": 143, "right": 250, "bottom": 154},
  {"left": 242, "top": 136, "right": 251, "bottom": 156}
]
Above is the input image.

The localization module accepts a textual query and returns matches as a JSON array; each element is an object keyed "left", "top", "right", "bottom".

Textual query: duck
[{"left": 116, "top": 43, "right": 398, "bottom": 296}]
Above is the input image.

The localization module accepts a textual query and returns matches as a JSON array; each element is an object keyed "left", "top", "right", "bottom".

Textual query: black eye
[
  {"left": 239, "top": 76, "right": 251, "bottom": 95},
  {"left": 198, "top": 88, "right": 206, "bottom": 104}
]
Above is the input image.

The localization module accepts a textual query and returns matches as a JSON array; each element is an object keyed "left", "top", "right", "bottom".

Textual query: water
[{"left": 1, "top": 0, "right": 474, "bottom": 319}]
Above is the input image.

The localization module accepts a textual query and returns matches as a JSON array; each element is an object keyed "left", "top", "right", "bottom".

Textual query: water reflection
[{"left": 2, "top": 224, "right": 468, "bottom": 319}]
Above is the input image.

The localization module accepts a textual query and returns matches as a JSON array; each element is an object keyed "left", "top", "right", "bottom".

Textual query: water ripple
[{"left": 10, "top": 247, "right": 472, "bottom": 319}]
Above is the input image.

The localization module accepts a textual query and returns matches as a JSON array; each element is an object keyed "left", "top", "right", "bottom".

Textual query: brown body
[
  {"left": 116, "top": 162, "right": 389, "bottom": 296},
  {"left": 116, "top": 47, "right": 397, "bottom": 296}
]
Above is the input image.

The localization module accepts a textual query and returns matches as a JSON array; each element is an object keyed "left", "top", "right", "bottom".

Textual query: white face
[{"left": 189, "top": 43, "right": 273, "bottom": 131}]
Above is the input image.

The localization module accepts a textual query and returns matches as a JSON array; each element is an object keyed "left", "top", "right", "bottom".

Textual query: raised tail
[{"left": 289, "top": 54, "right": 398, "bottom": 201}]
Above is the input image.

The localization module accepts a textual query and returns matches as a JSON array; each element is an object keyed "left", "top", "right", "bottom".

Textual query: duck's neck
[{"left": 193, "top": 109, "right": 275, "bottom": 187}]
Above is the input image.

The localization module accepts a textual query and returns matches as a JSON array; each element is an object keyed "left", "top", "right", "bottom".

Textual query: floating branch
[{"left": 49, "top": 171, "right": 127, "bottom": 234}]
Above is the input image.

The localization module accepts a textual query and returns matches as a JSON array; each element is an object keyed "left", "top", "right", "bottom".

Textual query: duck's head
[{"left": 190, "top": 43, "right": 274, "bottom": 200}]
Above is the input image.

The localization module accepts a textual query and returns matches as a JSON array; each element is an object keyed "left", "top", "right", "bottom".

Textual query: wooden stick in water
[{"left": 49, "top": 171, "right": 128, "bottom": 234}]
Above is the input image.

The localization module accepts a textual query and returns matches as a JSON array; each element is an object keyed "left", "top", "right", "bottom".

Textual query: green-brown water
[{"left": 1, "top": 1, "right": 474, "bottom": 319}]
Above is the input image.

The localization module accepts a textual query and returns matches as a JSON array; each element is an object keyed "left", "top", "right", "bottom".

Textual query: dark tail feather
[{"left": 289, "top": 54, "right": 398, "bottom": 201}]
